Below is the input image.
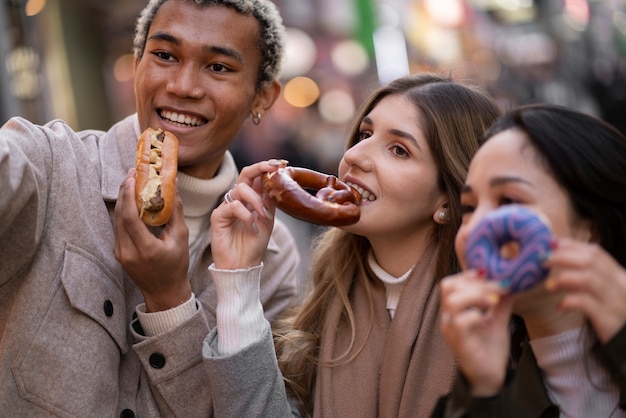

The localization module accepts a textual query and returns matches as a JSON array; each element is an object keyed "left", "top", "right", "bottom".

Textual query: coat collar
[{"left": 98, "top": 114, "right": 141, "bottom": 202}]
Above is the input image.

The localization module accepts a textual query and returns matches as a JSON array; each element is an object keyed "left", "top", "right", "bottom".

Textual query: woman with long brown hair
[{"left": 204, "top": 73, "right": 501, "bottom": 417}]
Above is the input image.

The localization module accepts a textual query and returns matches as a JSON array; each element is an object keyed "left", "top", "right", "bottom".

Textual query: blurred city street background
[{"left": 3, "top": 0, "right": 626, "bottom": 283}]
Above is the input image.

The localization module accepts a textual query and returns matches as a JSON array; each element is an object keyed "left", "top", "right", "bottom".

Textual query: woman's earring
[
  {"left": 251, "top": 111, "right": 262, "bottom": 125},
  {"left": 438, "top": 209, "right": 448, "bottom": 223}
]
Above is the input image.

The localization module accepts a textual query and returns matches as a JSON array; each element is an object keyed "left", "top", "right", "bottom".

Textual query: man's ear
[{"left": 250, "top": 80, "right": 281, "bottom": 119}]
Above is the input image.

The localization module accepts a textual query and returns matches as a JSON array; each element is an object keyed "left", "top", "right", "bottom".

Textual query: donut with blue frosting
[{"left": 464, "top": 205, "right": 553, "bottom": 293}]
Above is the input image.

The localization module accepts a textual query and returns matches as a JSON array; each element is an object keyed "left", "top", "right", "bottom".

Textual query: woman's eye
[
  {"left": 357, "top": 130, "right": 372, "bottom": 142},
  {"left": 499, "top": 196, "right": 517, "bottom": 206},
  {"left": 391, "top": 145, "right": 408, "bottom": 157}
]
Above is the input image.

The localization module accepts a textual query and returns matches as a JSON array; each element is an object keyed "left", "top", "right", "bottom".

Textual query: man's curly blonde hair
[{"left": 133, "top": 0, "right": 285, "bottom": 90}]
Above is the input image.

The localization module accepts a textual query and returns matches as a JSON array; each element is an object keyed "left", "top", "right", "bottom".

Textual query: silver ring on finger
[{"left": 224, "top": 189, "right": 235, "bottom": 204}]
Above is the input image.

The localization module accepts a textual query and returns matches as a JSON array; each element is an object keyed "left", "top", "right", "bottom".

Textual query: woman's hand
[
  {"left": 210, "top": 159, "right": 286, "bottom": 270},
  {"left": 544, "top": 238, "right": 626, "bottom": 343},
  {"left": 439, "top": 270, "right": 512, "bottom": 397}
]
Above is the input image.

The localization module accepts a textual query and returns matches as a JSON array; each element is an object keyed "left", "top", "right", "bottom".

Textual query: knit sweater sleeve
[
  {"left": 135, "top": 293, "right": 198, "bottom": 336},
  {"left": 208, "top": 263, "right": 267, "bottom": 355}
]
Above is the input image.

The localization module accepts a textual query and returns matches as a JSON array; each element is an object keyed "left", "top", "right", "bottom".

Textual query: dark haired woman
[{"left": 435, "top": 104, "right": 626, "bottom": 417}]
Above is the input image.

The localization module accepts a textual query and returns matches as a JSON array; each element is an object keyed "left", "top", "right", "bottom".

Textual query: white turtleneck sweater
[
  {"left": 136, "top": 152, "right": 239, "bottom": 336},
  {"left": 367, "top": 251, "right": 411, "bottom": 319},
  {"left": 530, "top": 327, "right": 624, "bottom": 417}
]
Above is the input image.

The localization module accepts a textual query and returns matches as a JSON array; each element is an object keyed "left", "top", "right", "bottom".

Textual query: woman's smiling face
[{"left": 338, "top": 94, "right": 446, "bottom": 245}]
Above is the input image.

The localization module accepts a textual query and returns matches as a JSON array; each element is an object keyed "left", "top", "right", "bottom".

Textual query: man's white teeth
[
  {"left": 346, "top": 182, "right": 376, "bottom": 201},
  {"left": 161, "top": 111, "right": 203, "bottom": 126}
]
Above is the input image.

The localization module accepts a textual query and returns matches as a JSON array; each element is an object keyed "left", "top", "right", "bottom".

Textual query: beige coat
[{"left": 0, "top": 114, "right": 300, "bottom": 417}]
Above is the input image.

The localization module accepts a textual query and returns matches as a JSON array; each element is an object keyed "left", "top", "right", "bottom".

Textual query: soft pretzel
[{"left": 262, "top": 167, "right": 361, "bottom": 226}]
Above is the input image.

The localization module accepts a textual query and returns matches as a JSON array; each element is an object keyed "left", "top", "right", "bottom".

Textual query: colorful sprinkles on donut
[{"left": 464, "top": 205, "right": 553, "bottom": 293}]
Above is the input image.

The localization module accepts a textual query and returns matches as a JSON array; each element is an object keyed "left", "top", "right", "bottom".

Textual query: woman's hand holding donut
[
  {"left": 210, "top": 159, "right": 286, "bottom": 270},
  {"left": 439, "top": 270, "right": 512, "bottom": 397},
  {"left": 544, "top": 238, "right": 626, "bottom": 343}
]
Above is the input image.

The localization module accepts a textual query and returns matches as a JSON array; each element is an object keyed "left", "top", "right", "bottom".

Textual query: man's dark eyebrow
[
  {"left": 361, "top": 116, "right": 421, "bottom": 150},
  {"left": 147, "top": 32, "right": 244, "bottom": 62},
  {"left": 148, "top": 32, "right": 179, "bottom": 45},
  {"left": 203, "top": 45, "right": 243, "bottom": 63}
]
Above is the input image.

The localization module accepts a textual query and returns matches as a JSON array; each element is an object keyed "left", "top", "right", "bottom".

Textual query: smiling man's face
[{"left": 134, "top": 1, "right": 264, "bottom": 179}]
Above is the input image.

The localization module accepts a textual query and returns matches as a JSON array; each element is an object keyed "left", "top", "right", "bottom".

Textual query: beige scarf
[{"left": 314, "top": 244, "right": 455, "bottom": 418}]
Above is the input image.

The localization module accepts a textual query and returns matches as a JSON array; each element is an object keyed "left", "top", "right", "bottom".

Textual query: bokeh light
[
  {"left": 318, "top": 89, "right": 355, "bottom": 125},
  {"left": 283, "top": 76, "right": 320, "bottom": 108},
  {"left": 113, "top": 54, "right": 135, "bottom": 83},
  {"left": 424, "top": 0, "right": 466, "bottom": 28},
  {"left": 25, "top": 0, "right": 47, "bottom": 17},
  {"left": 282, "top": 28, "right": 317, "bottom": 79},
  {"left": 331, "top": 40, "right": 369, "bottom": 77}
]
